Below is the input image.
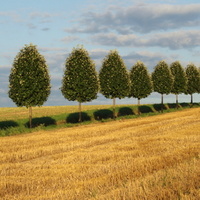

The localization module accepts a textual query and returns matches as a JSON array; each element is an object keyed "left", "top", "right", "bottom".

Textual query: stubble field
[{"left": 0, "top": 107, "right": 200, "bottom": 199}]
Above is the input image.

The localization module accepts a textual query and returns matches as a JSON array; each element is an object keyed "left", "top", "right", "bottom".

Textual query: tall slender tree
[
  {"left": 198, "top": 67, "right": 200, "bottom": 94},
  {"left": 129, "top": 61, "right": 152, "bottom": 114},
  {"left": 99, "top": 50, "right": 130, "bottom": 118},
  {"left": 170, "top": 61, "right": 187, "bottom": 108},
  {"left": 61, "top": 46, "right": 99, "bottom": 122},
  {"left": 185, "top": 63, "right": 200, "bottom": 105},
  {"left": 152, "top": 60, "right": 173, "bottom": 112},
  {"left": 8, "top": 44, "right": 51, "bottom": 128}
]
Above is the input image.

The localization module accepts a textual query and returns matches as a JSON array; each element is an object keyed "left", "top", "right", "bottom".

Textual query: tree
[
  {"left": 99, "top": 50, "right": 130, "bottom": 118},
  {"left": 198, "top": 67, "right": 200, "bottom": 94},
  {"left": 8, "top": 44, "right": 51, "bottom": 128},
  {"left": 152, "top": 60, "right": 173, "bottom": 112},
  {"left": 129, "top": 61, "right": 152, "bottom": 114},
  {"left": 61, "top": 46, "right": 99, "bottom": 122},
  {"left": 185, "top": 63, "right": 200, "bottom": 105},
  {"left": 170, "top": 61, "right": 187, "bottom": 108}
]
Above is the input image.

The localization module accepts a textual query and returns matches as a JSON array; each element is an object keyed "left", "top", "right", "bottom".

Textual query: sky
[{"left": 1, "top": 0, "right": 200, "bottom": 108}]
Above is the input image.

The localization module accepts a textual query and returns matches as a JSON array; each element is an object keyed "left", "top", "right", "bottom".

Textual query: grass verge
[{"left": 0, "top": 102, "right": 199, "bottom": 136}]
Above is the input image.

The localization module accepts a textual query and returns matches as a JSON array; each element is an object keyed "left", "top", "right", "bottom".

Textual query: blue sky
[{"left": 1, "top": 0, "right": 200, "bottom": 107}]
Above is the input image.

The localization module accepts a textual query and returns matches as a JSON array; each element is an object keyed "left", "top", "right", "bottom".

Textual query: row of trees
[{"left": 8, "top": 44, "right": 200, "bottom": 127}]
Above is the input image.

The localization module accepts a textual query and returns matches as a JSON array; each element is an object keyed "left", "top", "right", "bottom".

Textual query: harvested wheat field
[{"left": 0, "top": 108, "right": 200, "bottom": 200}]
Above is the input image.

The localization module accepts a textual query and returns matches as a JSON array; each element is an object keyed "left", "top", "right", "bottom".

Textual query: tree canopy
[
  {"left": 61, "top": 46, "right": 99, "bottom": 121},
  {"left": 61, "top": 46, "right": 98, "bottom": 103},
  {"left": 99, "top": 50, "right": 130, "bottom": 99},
  {"left": 152, "top": 60, "right": 174, "bottom": 111},
  {"left": 99, "top": 50, "right": 130, "bottom": 117},
  {"left": 8, "top": 44, "right": 51, "bottom": 127},
  {"left": 170, "top": 61, "right": 187, "bottom": 106},
  {"left": 9, "top": 44, "right": 51, "bottom": 107},
  {"left": 129, "top": 61, "right": 152, "bottom": 105},
  {"left": 152, "top": 60, "right": 174, "bottom": 95},
  {"left": 185, "top": 63, "right": 200, "bottom": 104}
]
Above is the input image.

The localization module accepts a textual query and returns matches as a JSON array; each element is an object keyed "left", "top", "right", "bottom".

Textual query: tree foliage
[
  {"left": 129, "top": 61, "right": 152, "bottom": 104},
  {"left": 9, "top": 44, "right": 51, "bottom": 107},
  {"left": 198, "top": 67, "right": 200, "bottom": 93},
  {"left": 152, "top": 61, "right": 174, "bottom": 95},
  {"left": 170, "top": 61, "right": 187, "bottom": 106},
  {"left": 61, "top": 46, "right": 99, "bottom": 121},
  {"left": 99, "top": 50, "right": 130, "bottom": 99},
  {"left": 61, "top": 46, "right": 98, "bottom": 102},
  {"left": 185, "top": 63, "right": 200, "bottom": 104},
  {"left": 152, "top": 61, "right": 174, "bottom": 111},
  {"left": 170, "top": 61, "right": 187, "bottom": 94},
  {"left": 8, "top": 44, "right": 51, "bottom": 127},
  {"left": 99, "top": 50, "right": 130, "bottom": 117}
]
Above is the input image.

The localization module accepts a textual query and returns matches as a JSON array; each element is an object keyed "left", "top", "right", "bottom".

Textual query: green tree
[
  {"left": 129, "top": 61, "right": 152, "bottom": 114},
  {"left": 61, "top": 46, "right": 99, "bottom": 122},
  {"left": 152, "top": 60, "right": 173, "bottom": 112},
  {"left": 185, "top": 63, "right": 200, "bottom": 105},
  {"left": 198, "top": 67, "right": 200, "bottom": 94},
  {"left": 170, "top": 61, "right": 187, "bottom": 108},
  {"left": 99, "top": 50, "right": 130, "bottom": 118},
  {"left": 8, "top": 44, "right": 51, "bottom": 128}
]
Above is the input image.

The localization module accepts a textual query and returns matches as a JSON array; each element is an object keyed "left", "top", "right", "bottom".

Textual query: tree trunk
[
  {"left": 113, "top": 98, "right": 116, "bottom": 119},
  {"left": 176, "top": 94, "right": 179, "bottom": 109},
  {"left": 190, "top": 94, "right": 193, "bottom": 107},
  {"left": 138, "top": 98, "right": 141, "bottom": 115},
  {"left": 161, "top": 94, "right": 164, "bottom": 113},
  {"left": 78, "top": 102, "right": 82, "bottom": 122},
  {"left": 29, "top": 106, "right": 32, "bottom": 128}
]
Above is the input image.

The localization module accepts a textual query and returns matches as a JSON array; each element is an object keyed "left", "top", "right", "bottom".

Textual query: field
[
  {"left": 0, "top": 106, "right": 200, "bottom": 199},
  {"left": 0, "top": 105, "right": 113, "bottom": 121}
]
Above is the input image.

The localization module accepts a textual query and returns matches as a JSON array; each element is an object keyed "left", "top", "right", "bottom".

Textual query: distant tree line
[{"left": 8, "top": 44, "right": 200, "bottom": 126}]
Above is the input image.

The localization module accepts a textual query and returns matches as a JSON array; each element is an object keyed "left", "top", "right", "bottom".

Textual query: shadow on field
[
  {"left": 153, "top": 104, "right": 168, "bottom": 112},
  {"left": 25, "top": 117, "right": 56, "bottom": 128},
  {"left": 167, "top": 103, "right": 178, "bottom": 109},
  {"left": 0, "top": 120, "right": 19, "bottom": 130},
  {"left": 94, "top": 109, "right": 113, "bottom": 120},
  {"left": 180, "top": 103, "right": 190, "bottom": 108},
  {"left": 138, "top": 105, "right": 153, "bottom": 114},
  {"left": 118, "top": 107, "right": 134, "bottom": 117},
  {"left": 66, "top": 112, "right": 91, "bottom": 123}
]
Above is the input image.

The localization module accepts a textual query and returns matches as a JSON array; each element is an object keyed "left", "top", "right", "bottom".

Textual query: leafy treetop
[
  {"left": 8, "top": 44, "right": 51, "bottom": 108},
  {"left": 152, "top": 60, "right": 174, "bottom": 95},
  {"left": 129, "top": 61, "right": 153, "bottom": 100},
  {"left": 61, "top": 46, "right": 99, "bottom": 103},
  {"left": 99, "top": 50, "right": 130, "bottom": 99}
]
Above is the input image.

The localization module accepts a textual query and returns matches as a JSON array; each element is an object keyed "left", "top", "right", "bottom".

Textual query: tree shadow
[
  {"left": 25, "top": 117, "right": 56, "bottom": 128},
  {"left": 153, "top": 104, "right": 168, "bottom": 112},
  {"left": 118, "top": 107, "right": 134, "bottom": 117},
  {"left": 0, "top": 120, "right": 19, "bottom": 130},
  {"left": 192, "top": 103, "right": 199, "bottom": 107},
  {"left": 93, "top": 109, "right": 113, "bottom": 120},
  {"left": 138, "top": 105, "right": 153, "bottom": 113},
  {"left": 66, "top": 112, "right": 91, "bottom": 123},
  {"left": 167, "top": 103, "right": 178, "bottom": 109},
  {"left": 180, "top": 103, "right": 190, "bottom": 108}
]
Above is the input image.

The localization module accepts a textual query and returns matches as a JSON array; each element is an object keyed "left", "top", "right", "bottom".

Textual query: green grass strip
[{"left": 0, "top": 103, "right": 199, "bottom": 137}]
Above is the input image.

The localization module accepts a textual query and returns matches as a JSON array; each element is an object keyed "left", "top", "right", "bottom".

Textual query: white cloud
[
  {"left": 89, "top": 49, "right": 109, "bottom": 59},
  {"left": 61, "top": 36, "right": 80, "bottom": 43},
  {"left": 66, "top": 3, "right": 200, "bottom": 34},
  {"left": 0, "top": 11, "right": 20, "bottom": 22},
  {"left": 122, "top": 51, "right": 173, "bottom": 70},
  {"left": 91, "top": 30, "right": 200, "bottom": 49},
  {"left": 29, "top": 12, "right": 52, "bottom": 22}
]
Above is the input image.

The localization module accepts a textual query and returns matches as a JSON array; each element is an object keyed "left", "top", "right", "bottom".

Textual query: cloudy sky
[{"left": 1, "top": 0, "right": 200, "bottom": 107}]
